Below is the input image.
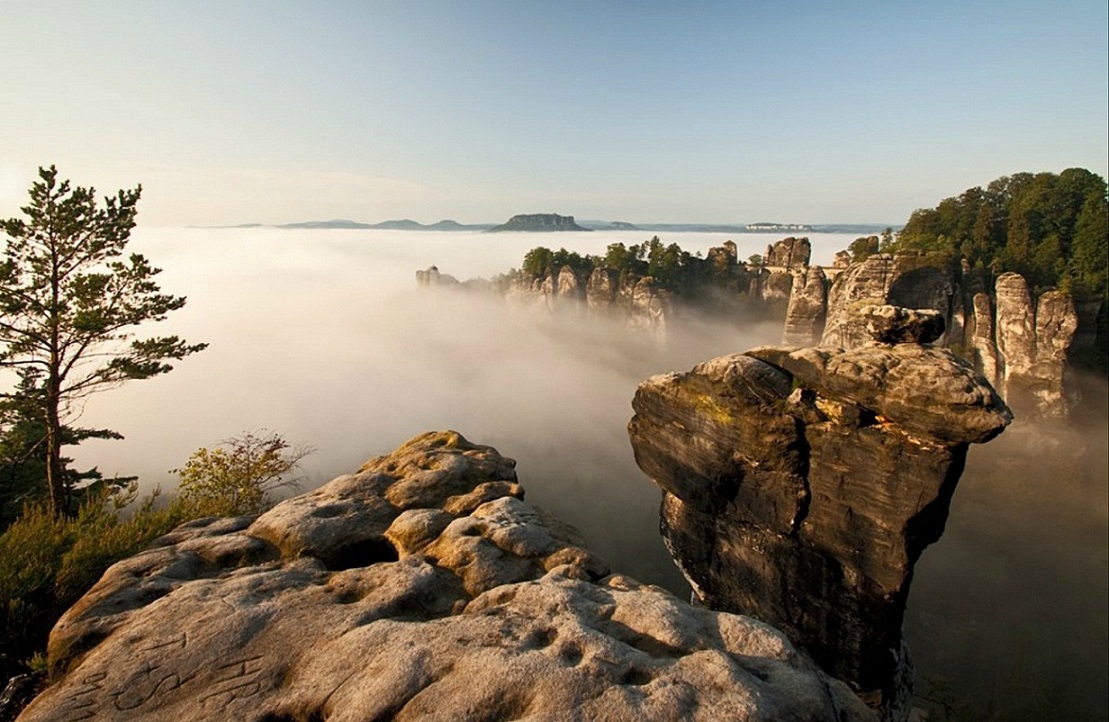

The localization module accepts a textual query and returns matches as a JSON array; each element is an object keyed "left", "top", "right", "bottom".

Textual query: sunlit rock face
[
  {"left": 991, "top": 273, "right": 1079, "bottom": 417},
  {"left": 820, "top": 254, "right": 951, "bottom": 350},
  {"left": 813, "top": 255, "right": 1082, "bottom": 417},
  {"left": 764, "top": 237, "right": 811, "bottom": 270},
  {"left": 20, "top": 432, "right": 874, "bottom": 722},
  {"left": 628, "top": 314, "right": 1012, "bottom": 720}
]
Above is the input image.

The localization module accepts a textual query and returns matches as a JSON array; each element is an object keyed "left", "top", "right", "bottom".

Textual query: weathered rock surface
[
  {"left": 992, "top": 273, "right": 1079, "bottom": 417},
  {"left": 764, "top": 237, "right": 811, "bottom": 269},
  {"left": 820, "top": 254, "right": 947, "bottom": 349},
  {"left": 860, "top": 305, "right": 945, "bottom": 346},
  {"left": 628, "top": 338, "right": 1011, "bottom": 719},
  {"left": 782, "top": 266, "right": 828, "bottom": 345},
  {"left": 501, "top": 265, "right": 673, "bottom": 332},
  {"left": 20, "top": 431, "right": 873, "bottom": 722},
  {"left": 812, "top": 255, "right": 1084, "bottom": 417}
]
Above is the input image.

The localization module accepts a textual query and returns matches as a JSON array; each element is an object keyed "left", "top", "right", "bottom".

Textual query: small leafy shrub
[{"left": 174, "top": 431, "right": 312, "bottom": 517}]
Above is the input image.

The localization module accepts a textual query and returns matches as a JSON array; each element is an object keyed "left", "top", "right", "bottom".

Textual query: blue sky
[{"left": 1, "top": 1, "right": 1106, "bottom": 226}]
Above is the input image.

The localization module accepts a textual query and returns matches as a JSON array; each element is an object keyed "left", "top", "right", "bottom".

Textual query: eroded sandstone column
[{"left": 628, "top": 308, "right": 1011, "bottom": 720}]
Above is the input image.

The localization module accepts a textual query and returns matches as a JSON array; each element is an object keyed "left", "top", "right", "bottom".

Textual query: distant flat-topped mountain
[{"left": 487, "top": 213, "right": 591, "bottom": 232}]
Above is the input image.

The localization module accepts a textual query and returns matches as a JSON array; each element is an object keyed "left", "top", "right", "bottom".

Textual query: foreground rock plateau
[
  {"left": 628, "top": 310, "right": 1012, "bottom": 720},
  {"left": 19, "top": 432, "right": 873, "bottom": 722}
]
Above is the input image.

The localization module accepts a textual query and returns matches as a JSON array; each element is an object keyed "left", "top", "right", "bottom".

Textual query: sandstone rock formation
[
  {"left": 20, "top": 432, "right": 874, "bottom": 722},
  {"left": 991, "top": 273, "right": 1078, "bottom": 417},
  {"left": 764, "top": 237, "right": 811, "bottom": 269},
  {"left": 415, "top": 265, "right": 460, "bottom": 287},
  {"left": 819, "top": 254, "right": 951, "bottom": 349},
  {"left": 502, "top": 265, "right": 674, "bottom": 333},
  {"left": 805, "top": 254, "right": 1083, "bottom": 417},
  {"left": 861, "top": 305, "right": 944, "bottom": 345},
  {"left": 782, "top": 266, "right": 828, "bottom": 345},
  {"left": 627, "top": 321, "right": 1012, "bottom": 720}
]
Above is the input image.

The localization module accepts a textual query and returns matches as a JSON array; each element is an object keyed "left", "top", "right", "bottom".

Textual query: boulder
[
  {"left": 821, "top": 255, "right": 900, "bottom": 348},
  {"left": 861, "top": 305, "right": 945, "bottom": 345},
  {"left": 745, "top": 343, "right": 1010, "bottom": 444},
  {"left": 19, "top": 431, "right": 872, "bottom": 722}
]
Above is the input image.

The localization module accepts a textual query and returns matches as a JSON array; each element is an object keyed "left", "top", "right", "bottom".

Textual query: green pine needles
[{"left": 0, "top": 166, "right": 207, "bottom": 516}]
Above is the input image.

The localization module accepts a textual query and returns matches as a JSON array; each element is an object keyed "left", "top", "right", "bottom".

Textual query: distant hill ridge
[
  {"left": 276, "top": 219, "right": 493, "bottom": 231},
  {"left": 217, "top": 218, "right": 896, "bottom": 233}
]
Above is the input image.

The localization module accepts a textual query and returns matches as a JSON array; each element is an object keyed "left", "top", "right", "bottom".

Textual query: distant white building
[{"left": 745, "top": 222, "right": 813, "bottom": 232}]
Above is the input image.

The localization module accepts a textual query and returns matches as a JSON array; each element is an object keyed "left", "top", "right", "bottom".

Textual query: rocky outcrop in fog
[
  {"left": 492, "top": 240, "right": 801, "bottom": 335},
  {"left": 782, "top": 266, "right": 828, "bottom": 345},
  {"left": 627, "top": 312, "right": 1012, "bottom": 720},
  {"left": 418, "top": 236, "right": 1089, "bottom": 417},
  {"left": 19, "top": 432, "right": 874, "bottom": 722},
  {"left": 415, "top": 265, "right": 460, "bottom": 287},
  {"left": 504, "top": 265, "right": 674, "bottom": 334},
  {"left": 763, "top": 236, "right": 811, "bottom": 269}
]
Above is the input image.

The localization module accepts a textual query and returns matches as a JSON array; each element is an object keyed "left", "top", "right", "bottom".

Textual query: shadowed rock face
[
  {"left": 628, "top": 323, "right": 1011, "bottom": 720},
  {"left": 783, "top": 266, "right": 828, "bottom": 345},
  {"left": 20, "top": 431, "right": 874, "bottom": 722}
]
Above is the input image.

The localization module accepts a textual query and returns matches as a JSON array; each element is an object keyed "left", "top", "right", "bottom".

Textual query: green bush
[{"left": 174, "top": 431, "right": 311, "bottom": 517}]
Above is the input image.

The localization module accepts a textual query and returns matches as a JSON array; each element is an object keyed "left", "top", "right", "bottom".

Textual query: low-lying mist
[
  {"left": 67, "top": 227, "right": 1107, "bottom": 718},
  {"left": 906, "top": 374, "right": 1108, "bottom": 720},
  {"left": 70, "top": 227, "right": 789, "bottom": 588}
]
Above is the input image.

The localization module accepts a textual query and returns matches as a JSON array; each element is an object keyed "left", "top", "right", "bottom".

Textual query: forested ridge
[{"left": 890, "top": 168, "right": 1107, "bottom": 298}]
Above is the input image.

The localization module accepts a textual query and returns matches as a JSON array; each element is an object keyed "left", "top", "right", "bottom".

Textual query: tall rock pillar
[{"left": 628, "top": 309, "right": 1012, "bottom": 720}]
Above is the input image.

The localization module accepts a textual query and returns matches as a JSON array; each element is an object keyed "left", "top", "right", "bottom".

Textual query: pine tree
[{"left": 0, "top": 166, "right": 206, "bottom": 516}]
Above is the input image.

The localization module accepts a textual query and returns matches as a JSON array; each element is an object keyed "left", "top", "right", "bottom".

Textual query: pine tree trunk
[{"left": 44, "top": 387, "right": 65, "bottom": 517}]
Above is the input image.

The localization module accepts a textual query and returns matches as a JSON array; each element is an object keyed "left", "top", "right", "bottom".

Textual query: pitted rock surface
[
  {"left": 20, "top": 431, "right": 873, "bottom": 722},
  {"left": 862, "top": 305, "right": 945, "bottom": 345},
  {"left": 745, "top": 343, "right": 1011, "bottom": 444}
]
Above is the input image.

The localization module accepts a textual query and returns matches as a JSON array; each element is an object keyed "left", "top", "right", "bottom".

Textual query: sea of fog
[{"left": 66, "top": 227, "right": 1106, "bottom": 719}]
